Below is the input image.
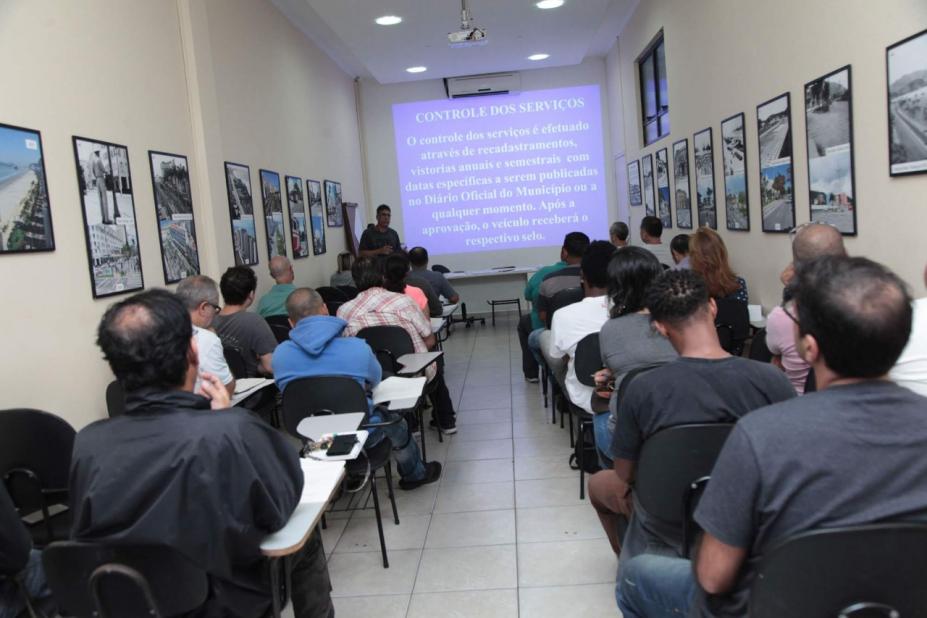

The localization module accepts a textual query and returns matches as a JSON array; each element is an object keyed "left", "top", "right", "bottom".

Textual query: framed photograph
[
  {"left": 259, "top": 169, "right": 287, "bottom": 261},
  {"left": 324, "top": 179, "right": 343, "bottom": 227},
  {"left": 73, "top": 136, "right": 144, "bottom": 298},
  {"left": 887, "top": 29, "right": 927, "bottom": 176},
  {"left": 721, "top": 113, "right": 750, "bottom": 231},
  {"left": 0, "top": 123, "right": 55, "bottom": 253},
  {"left": 757, "top": 93, "right": 795, "bottom": 233},
  {"left": 285, "top": 175, "right": 309, "bottom": 258},
  {"left": 148, "top": 151, "right": 199, "bottom": 283},
  {"left": 224, "top": 162, "right": 258, "bottom": 266},
  {"left": 672, "top": 139, "right": 692, "bottom": 228},
  {"left": 655, "top": 148, "right": 672, "bottom": 228},
  {"left": 693, "top": 128, "right": 718, "bottom": 229},
  {"left": 641, "top": 154, "right": 656, "bottom": 217},
  {"left": 627, "top": 160, "right": 642, "bottom": 206},
  {"left": 306, "top": 179, "right": 326, "bottom": 255},
  {"left": 805, "top": 66, "right": 857, "bottom": 235}
]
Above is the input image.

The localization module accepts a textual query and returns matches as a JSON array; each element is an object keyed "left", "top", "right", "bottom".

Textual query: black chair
[
  {"left": 571, "top": 333, "right": 606, "bottom": 498},
  {"left": 43, "top": 542, "right": 208, "bottom": 618},
  {"left": 715, "top": 298, "right": 750, "bottom": 356},
  {"left": 337, "top": 285, "right": 359, "bottom": 300},
  {"left": 317, "top": 286, "right": 349, "bottom": 316},
  {"left": 265, "top": 315, "right": 291, "bottom": 343},
  {"left": 634, "top": 422, "right": 735, "bottom": 558},
  {"left": 804, "top": 367, "right": 817, "bottom": 393},
  {"left": 222, "top": 346, "right": 248, "bottom": 380},
  {"left": 0, "top": 484, "right": 56, "bottom": 618},
  {"left": 105, "top": 380, "right": 126, "bottom": 418},
  {"left": 748, "top": 327, "right": 773, "bottom": 363},
  {"left": 541, "top": 287, "right": 584, "bottom": 419},
  {"left": 431, "top": 264, "right": 450, "bottom": 273},
  {"left": 0, "top": 409, "right": 75, "bottom": 547},
  {"left": 281, "top": 377, "right": 400, "bottom": 568},
  {"left": 750, "top": 523, "right": 927, "bottom": 618}
]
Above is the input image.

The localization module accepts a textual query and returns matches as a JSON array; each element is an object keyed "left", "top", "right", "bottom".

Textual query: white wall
[{"left": 610, "top": 0, "right": 927, "bottom": 308}]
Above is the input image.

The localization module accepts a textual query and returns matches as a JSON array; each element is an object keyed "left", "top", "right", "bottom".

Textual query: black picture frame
[
  {"left": 641, "top": 154, "right": 656, "bottom": 217},
  {"left": 324, "top": 179, "right": 343, "bottom": 227},
  {"left": 672, "top": 138, "right": 693, "bottom": 229},
  {"left": 655, "top": 148, "right": 672, "bottom": 229},
  {"left": 285, "top": 175, "right": 309, "bottom": 259},
  {"left": 804, "top": 65, "right": 858, "bottom": 235},
  {"left": 148, "top": 150, "right": 200, "bottom": 283},
  {"left": 886, "top": 28, "right": 927, "bottom": 177},
  {"left": 224, "top": 161, "right": 258, "bottom": 266},
  {"left": 627, "top": 160, "right": 642, "bottom": 206},
  {"left": 0, "top": 122, "right": 55, "bottom": 254},
  {"left": 306, "top": 179, "right": 326, "bottom": 255},
  {"left": 756, "top": 92, "right": 795, "bottom": 233},
  {"left": 73, "top": 135, "right": 144, "bottom": 298},
  {"left": 720, "top": 112, "right": 750, "bottom": 231},
  {"left": 259, "top": 169, "right": 286, "bottom": 261},
  {"left": 693, "top": 127, "right": 718, "bottom": 229}
]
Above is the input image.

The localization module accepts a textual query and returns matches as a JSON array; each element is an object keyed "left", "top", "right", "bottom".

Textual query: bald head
[
  {"left": 792, "top": 223, "right": 846, "bottom": 266},
  {"left": 286, "top": 287, "right": 326, "bottom": 325},
  {"left": 270, "top": 256, "right": 294, "bottom": 283}
]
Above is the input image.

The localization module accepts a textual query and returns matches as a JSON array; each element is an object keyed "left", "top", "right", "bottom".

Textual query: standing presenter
[{"left": 359, "top": 204, "right": 403, "bottom": 257}]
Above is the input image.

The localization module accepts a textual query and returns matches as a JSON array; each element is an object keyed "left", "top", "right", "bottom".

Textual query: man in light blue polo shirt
[{"left": 257, "top": 255, "right": 296, "bottom": 318}]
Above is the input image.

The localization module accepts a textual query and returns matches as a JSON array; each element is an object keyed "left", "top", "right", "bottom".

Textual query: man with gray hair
[
  {"left": 609, "top": 221, "right": 629, "bottom": 248},
  {"left": 176, "top": 275, "right": 235, "bottom": 396},
  {"left": 257, "top": 255, "right": 296, "bottom": 318}
]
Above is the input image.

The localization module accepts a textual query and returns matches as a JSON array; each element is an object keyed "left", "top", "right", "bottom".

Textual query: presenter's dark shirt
[
  {"left": 360, "top": 226, "right": 401, "bottom": 252},
  {"left": 69, "top": 388, "right": 302, "bottom": 618}
]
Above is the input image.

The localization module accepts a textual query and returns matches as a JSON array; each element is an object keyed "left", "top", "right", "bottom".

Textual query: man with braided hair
[{"left": 585, "top": 269, "right": 795, "bottom": 606}]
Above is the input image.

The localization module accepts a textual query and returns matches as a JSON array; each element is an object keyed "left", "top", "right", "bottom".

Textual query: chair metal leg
[
  {"left": 491, "top": 302, "right": 496, "bottom": 326},
  {"left": 517, "top": 299, "right": 522, "bottom": 318},
  {"left": 369, "top": 478, "right": 389, "bottom": 568},
  {"left": 384, "top": 461, "right": 400, "bottom": 525},
  {"left": 417, "top": 407, "right": 428, "bottom": 463},
  {"left": 541, "top": 364, "right": 549, "bottom": 408},
  {"left": 321, "top": 514, "right": 327, "bottom": 530},
  {"left": 568, "top": 406, "right": 575, "bottom": 448},
  {"left": 551, "top": 390, "right": 557, "bottom": 424}
]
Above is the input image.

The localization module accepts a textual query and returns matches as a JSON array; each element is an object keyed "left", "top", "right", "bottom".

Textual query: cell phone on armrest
[{"left": 327, "top": 433, "right": 358, "bottom": 456}]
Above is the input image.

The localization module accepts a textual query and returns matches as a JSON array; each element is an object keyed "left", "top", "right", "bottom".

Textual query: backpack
[{"left": 568, "top": 419, "right": 601, "bottom": 474}]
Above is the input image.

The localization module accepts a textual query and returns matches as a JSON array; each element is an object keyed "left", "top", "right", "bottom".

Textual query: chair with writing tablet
[
  {"left": 570, "top": 333, "right": 607, "bottom": 498},
  {"left": 541, "top": 287, "right": 584, "bottom": 423}
]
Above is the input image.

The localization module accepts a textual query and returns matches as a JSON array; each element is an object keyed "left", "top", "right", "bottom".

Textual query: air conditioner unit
[{"left": 443, "top": 72, "right": 521, "bottom": 99}]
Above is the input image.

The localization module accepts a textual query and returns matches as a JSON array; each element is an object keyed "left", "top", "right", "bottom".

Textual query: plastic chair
[
  {"left": 317, "top": 286, "right": 349, "bottom": 316},
  {"left": 336, "top": 285, "right": 358, "bottom": 300},
  {"left": 748, "top": 328, "right": 773, "bottom": 363},
  {"left": 570, "top": 333, "right": 606, "bottom": 498},
  {"left": 222, "top": 346, "right": 248, "bottom": 380},
  {"left": 634, "top": 422, "right": 735, "bottom": 558},
  {"left": 540, "top": 287, "right": 584, "bottom": 420},
  {"left": 281, "top": 376, "right": 400, "bottom": 568},
  {"left": 0, "top": 409, "right": 75, "bottom": 547},
  {"left": 43, "top": 542, "right": 208, "bottom": 618},
  {"left": 750, "top": 523, "right": 927, "bottom": 618},
  {"left": 105, "top": 380, "right": 126, "bottom": 418},
  {"left": 264, "top": 315, "right": 291, "bottom": 343},
  {"left": 715, "top": 298, "right": 750, "bottom": 356}
]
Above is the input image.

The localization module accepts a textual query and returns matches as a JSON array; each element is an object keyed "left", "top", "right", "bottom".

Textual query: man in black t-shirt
[
  {"left": 617, "top": 257, "right": 927, "bottom": 618},
  {"left": 359, "top": 204, "right": 402, "bottom": 257}
]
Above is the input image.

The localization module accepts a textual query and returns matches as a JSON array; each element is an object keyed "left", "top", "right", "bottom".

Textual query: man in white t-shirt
[
  {"left": 176, "top": 275, "right": 235, "bottom": 396},
  {"left": 891, "top": 263, "right": 927, "bottom": 396},
  {"left": 551, "top": 241, "right": 616, "bottom": 413}
]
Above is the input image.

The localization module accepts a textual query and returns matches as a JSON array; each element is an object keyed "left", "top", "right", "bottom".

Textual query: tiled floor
[{"left": 317, "top": 314, "right": 620, "bottom": 617}]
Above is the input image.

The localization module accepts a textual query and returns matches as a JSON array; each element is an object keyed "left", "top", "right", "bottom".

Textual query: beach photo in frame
[
  {"left": 224, "top": 161, "right": 258, "bottom": 266},
  {"left": 148, "top": 151, "right": 200, "bottom": 283},
  {"left": 307, "top": 179, "right": 326, "bottom": 255},
  {"left": 285, "top": 175, "right": 309, "bottom": 258},
  {"left": 259, "top": 169, "right": 287, "bottom": 260},
  {"left": 672, "top": 139, "right": 692, "bottom": 228},
  {"left": 693, "top": 128, "right": 718, "bottom": 229},
  {"left": 0, "top": 122, "right": 55, "bottom": 253},
  {"left": 805, "top": 65, "right": 857, "bottom": 235},
  {"left": 627, "top": 160, "right": 642, "bottom": 206},
  {"left": 655, "top": 148, "right": 672, "bottom": 229},
  {"left": 641, "top": 154, "right": 656, "bottom": 217},
  {"left": 886, "top": 28, "right": 927, "bottom": 176},
  {"left": 757, "top": 93, "right": 795, "bottom": 233},
  {"left": 73, "top": 136, "right": 143, "bottom": 298},
  {"left": 720, "top": 113, "right": 750, "bottom": 231},
  {"left": 324, "top": 179, "right": 343, "bottom": 227}
]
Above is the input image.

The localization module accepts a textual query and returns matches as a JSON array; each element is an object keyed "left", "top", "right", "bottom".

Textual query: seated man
[
  {"left": 588, "top": 270, "right": 795, "bottom": 563},
  {"left": 670, "top": 233, "right": 690, "bottom": 269},
  {"left": 176, "top": 274, "right": 235, "bottom": 396},
  {"left": 273, "top": 288, "right": 440, "bottom": 489},
  {"left": 638, "top": 215, "right": 674, "bottom": 268},
  {"left": 609, "top": 221, "right": 630, "bottom": 248},
  {"left": 69, "top": 290, "right": 332, "bottom": 618},
  {"left": 892, "top": 260, "right": 927, "bottom": 396},
  {"left": 213, "top": 265, "right": 278, "bottom": 377},
  {"left": 408, "top": 246, "right": 460, "bottom": 305},
  {"left": 338, "top": 257, "right": 458, "bottom": 433},
  {"left": 617, "top": 256, "right": 927, "bottom": 618},
  {"left": 257, "top": 255, "right": 296, "bottom": 318},
  {"left": 549, "top": 240, "right": 616, "bottom": 414}
]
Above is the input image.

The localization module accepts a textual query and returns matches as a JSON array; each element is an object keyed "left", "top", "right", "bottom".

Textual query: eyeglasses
[
  {"left": 780, "top": 301, "right": 799, "bottom": 326},
  {"left": 202, "top": 301, "right": 221, "bottom": 313}
]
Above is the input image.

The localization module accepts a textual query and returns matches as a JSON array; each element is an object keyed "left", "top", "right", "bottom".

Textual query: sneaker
[
  {"left": 399, "top": 461, "right": 442, "bottom": 490},
  {"left": 525, "top": 376, "right": 540, "bottom": 383}
]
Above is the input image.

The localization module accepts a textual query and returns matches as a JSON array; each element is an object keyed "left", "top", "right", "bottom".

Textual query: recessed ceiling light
[
  {"left": 406, "top": 66, "right": 427, "bottom": 73},
  {"left": 535, "top": 0, "right": 564, "bottom": 9},
  {"left": 375, "top": 15, "right": 402, "bottom": 25},
  {"left": 528, "top": 53, "right": 550, "bottom": 61}
]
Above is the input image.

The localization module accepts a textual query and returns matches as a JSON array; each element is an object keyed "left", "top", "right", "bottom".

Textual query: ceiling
[{"left": 272, "top": 0, "right": 638, "bottom": 84}]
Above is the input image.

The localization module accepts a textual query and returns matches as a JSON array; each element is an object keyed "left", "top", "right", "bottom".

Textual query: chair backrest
[
  {"left": 317, "top": 286, "right": 349, "bottom": 315},
  {"left": 264, "top": 315, "right": 292, "bottom": 344},
  {"left": 431, "top": 264, "right": 450, "bottom": 273},
  {"left": 337, "top": 285, "right": 359, "bottom": 300},
  {"left": 546, "top": 287, "right": 584, "bottom": 329},
  {"left": 748, "top": 328, "right": 773, "bottom": 363},
  {"left": 222, "top": 346, "right": 248, "bottom": 380},
  {"left": 0, "top": 484, "right": 32, "bottom": 577},
  {"left": 750, "top": 523, "right": 927, "bottom": 618},
  {"left": 43, "top": 542, "right": 209, "bottom": 618},
  {"left": 105, "top": 380, "right": 126, "bottom": 418},
  {"left": 804, "top": 367, "right": 817, "bottom": 393},
  {"left": 574, "top": 333, "right": 603, "bottom": 388},
  {"left": 280, "top": 376, "right": 370, "bottom": 437},
  {"left": 356, "top": 326, "right": 415, "bottom": 375},
  {"left": 715, "top": 297, "right": 750, "bottom": 355}
]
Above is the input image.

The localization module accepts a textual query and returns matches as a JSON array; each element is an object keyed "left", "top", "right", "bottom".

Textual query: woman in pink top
[{"left": 384, "top": 252, "right": 428, "bottom": 315}]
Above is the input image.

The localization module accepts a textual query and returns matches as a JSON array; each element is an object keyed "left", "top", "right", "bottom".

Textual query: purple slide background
[{"left": 393, "top": 85, "right": 606, "bottom": 254}]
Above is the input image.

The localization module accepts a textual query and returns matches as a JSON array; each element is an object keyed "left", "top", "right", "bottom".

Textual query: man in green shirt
[{"left": 256, "top": 255, "right": 296, "bottom": 318}]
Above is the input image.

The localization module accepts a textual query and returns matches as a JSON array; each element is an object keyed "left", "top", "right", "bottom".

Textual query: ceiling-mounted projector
[{"left": 449, "top": 0, "right": 487, "bottom": 47}]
